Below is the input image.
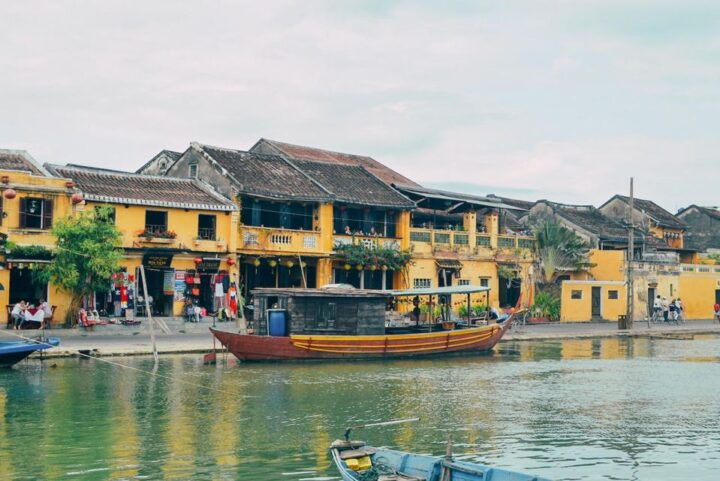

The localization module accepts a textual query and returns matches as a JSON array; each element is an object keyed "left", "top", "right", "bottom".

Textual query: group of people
[
  {"left": 652, "top": 295, "right": 684, "bottom": 323},
  {"left": 342, "top": 225, "right": 383, "bottom": 237},
  {"left": 10, "top": 300, "right": 52, "bottom": 330}
]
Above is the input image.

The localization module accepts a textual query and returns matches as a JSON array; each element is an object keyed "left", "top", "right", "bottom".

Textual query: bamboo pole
[{"left": 138, "top": 264, "right": 159, "bottom": 363}]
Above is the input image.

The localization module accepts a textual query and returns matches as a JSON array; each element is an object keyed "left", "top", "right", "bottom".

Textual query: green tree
[{"left": 38, "top": 207, "right": 123, "bottom": 324}]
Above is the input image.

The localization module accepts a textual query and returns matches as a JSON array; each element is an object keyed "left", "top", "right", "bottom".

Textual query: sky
[{"left": 1, "top": 1, "right": 719, "bottom": 213}]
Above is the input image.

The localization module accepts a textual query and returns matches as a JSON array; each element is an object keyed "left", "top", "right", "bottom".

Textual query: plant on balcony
[
  {"left": 139, "top": 228, "right": 177, "bottom": 239},
  {"left": 333, "top": 242, "right": 413, "bottom": 271},
  {"left": 4, "top": 242, "right": 54, "bottom": 260}
]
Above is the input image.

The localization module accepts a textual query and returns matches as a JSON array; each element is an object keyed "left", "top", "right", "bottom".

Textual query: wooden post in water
[
  {"left": 624, "top": 177, "right": 635, "bottom": 330},
  {"left": 139, "top": 264, "right": 159, "bottom": 362}
]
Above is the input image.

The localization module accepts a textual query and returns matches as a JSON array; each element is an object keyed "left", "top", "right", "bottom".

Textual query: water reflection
[{"left": 0, "top": 335, "right": 719, "bottom": 481}]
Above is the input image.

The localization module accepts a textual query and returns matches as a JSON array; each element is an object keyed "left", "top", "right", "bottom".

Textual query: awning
[
  {"left": 436, "top": 259, "right": 463, "bottom": 270},
  {"left": 389, "top": 285, "right": 491, "bottom": 297}
]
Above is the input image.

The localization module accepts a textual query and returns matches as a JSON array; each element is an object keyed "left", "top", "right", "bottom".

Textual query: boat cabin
[
  {"left": 250, "top": 285, "right": 494, "bottom": 336},
  {"left": 251, "top": 287, "right": 390, "bottom": 336}
]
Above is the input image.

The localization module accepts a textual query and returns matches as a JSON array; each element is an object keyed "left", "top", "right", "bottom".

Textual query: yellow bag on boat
[{"left": 346, "top": 455, "right": 372, "bottom": 471}]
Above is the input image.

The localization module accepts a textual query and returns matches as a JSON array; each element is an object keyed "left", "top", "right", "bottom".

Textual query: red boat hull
[{"left": 209, "top": 320, "right": 511, "bottom": 361}]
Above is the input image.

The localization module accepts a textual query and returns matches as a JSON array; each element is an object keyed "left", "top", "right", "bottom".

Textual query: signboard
[
  {"left": 163, "top": 270, "right": 175, "bottom": 295},
  {"left": 200, "top": 257, "right": 221, "bottom": 272},
  {"left": 142, "top": 252, "right": 174, "bottom": 268},
  {"left": 174, "top": 270, "right": 186, "bottom": 301}
]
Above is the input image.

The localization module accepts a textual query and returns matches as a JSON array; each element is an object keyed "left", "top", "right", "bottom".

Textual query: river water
[{"left": 1, "top": 335, "right": 719, "bottom": 481}]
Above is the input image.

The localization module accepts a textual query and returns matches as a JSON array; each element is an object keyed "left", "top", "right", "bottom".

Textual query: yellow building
[
  {"left": 0, "top": 150, "right": 76, "bottom": 325},
  {"left": 46, "top": 164, "right": 239, "bottom": 319}
]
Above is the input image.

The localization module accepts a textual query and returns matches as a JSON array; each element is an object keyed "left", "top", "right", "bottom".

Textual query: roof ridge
[
  {"left": 0, "top": 148, "right": 52, "bottom": 176},
  {"left": 263, "top": 138, "right": 375, "bottom": 160},
  {"left": 49, "top": 163, "right": 200, "bottom": 183}
]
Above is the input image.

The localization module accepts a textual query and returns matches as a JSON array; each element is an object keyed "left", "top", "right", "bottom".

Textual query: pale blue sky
[{"left": 1, "top": 1, "right": 719, "bottom": 213}]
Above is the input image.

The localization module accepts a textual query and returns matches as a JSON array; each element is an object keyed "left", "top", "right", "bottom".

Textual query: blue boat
[
  {"left": 330, "top": 439, "right": 550, "bottom": 481},
  {"left": 0, "top": 337, "right": 60, "bottom": 367}
]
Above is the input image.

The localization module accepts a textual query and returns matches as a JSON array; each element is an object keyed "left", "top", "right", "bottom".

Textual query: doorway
[
  {"left": 136, "top": 267, "right": 173, "bottom": 316},
  {"left": 591, "top": 286, "right": 602, "bottom": 319},
  {"left": 716, "top": 289, "right": 720, "bottom": 305},
  {"left": 9, "top": 267, "right": 48, "bottom": 305},
  {"left": 499, "top": 276, "right": 521, "bottom": 308},
  {"left": 647, "top": 287, "right": 656, "bottom": 316}
]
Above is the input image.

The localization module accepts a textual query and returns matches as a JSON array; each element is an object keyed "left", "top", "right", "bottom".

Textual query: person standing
[
  {"left": 661, "top": 297, "right": 670, "bottom": 322},
  {"left": 11, "top": 301, "right": 27, "bottom": 330},
  {"left": 675, "top": 298, "right": 684, "bottom": 324},
  {"left": 653, "top": 295, "right": 662, "bottom": 321}
]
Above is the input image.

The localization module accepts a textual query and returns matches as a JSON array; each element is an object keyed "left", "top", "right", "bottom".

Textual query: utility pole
[{"left": 624, "top": 177, "right": 635, "bottom": 330}]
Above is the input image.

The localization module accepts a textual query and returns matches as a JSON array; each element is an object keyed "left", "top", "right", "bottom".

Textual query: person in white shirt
[
  {"left": 675, "top": 298, "right": 684, "bottom": 323},
  {"left": 11, "top": 301, "right": 27, "bottom": 330},
  {"left": 661, "top": 297, "right": 670, "bottom": 322},
  {"left": 652, "top": 295, "right": 662, "bottom": 320}
]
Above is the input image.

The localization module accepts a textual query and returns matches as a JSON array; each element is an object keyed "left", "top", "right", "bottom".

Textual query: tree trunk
[{"left": 65, "top": 294, "right": 83, "bottom": 327}]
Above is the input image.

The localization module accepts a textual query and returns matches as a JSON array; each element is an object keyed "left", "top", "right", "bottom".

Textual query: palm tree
[{"left": 534, "top": 220, "right": 590, "bottom": 284}]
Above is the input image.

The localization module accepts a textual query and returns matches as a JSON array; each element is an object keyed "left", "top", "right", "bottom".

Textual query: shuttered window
[{"left": 19, "top": 197, "right": 53, "bottom": 229}]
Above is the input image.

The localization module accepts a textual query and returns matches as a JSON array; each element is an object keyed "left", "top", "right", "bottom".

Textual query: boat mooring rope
[{"left": 0, "top": 330, "right": 251, "bottom": 397}]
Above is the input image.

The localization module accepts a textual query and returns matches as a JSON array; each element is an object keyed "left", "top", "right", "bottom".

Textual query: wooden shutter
[
  {"left": 0, "top": 196, "right": 3, "bottom": 226},
  {"left": 43, "top": 199, "right": 53, "bottom": 229},
  {"left": 19, "top": 197, "right": 27, "bottom": 228}
]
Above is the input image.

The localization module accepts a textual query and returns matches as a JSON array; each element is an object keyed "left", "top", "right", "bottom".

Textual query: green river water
[{"left": 1, "top": 335, "right": 719, "bottom": 481}]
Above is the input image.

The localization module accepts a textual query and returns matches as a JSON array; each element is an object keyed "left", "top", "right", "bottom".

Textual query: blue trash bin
[{"left": 267, "top": 309, "right": 288, "bottom": 337}]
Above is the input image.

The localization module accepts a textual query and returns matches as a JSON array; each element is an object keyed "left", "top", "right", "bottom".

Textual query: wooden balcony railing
[{"left": 240, "top": 226, "right": 322, "bottom": 253}]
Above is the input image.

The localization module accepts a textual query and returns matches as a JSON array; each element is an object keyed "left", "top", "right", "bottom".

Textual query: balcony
[
  {"left": 409, "top": 228, "right": 472, "bottom": 254},
  {"left": 240, "top": 226, "right": 322, "bottom": 254},
  {"left": 333, "top": 234, "right": 400, "bottom": 250}
]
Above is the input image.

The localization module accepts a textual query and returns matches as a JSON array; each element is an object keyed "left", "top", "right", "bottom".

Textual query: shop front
[{"left": 136, "top": 251, "right": 175, "bottom": 317}]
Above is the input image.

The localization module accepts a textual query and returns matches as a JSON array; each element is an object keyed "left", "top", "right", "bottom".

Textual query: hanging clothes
[{"left": 227, "top": 285, "right": 238, "bottom": 317}]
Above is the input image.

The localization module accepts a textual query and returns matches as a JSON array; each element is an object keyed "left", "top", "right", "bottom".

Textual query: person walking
[
  {"left": 661, "top": 297, "right": 670, "bottom": 322},
  {"left": 714, "top": 303, "right": 720, "bottom": 324},
  {"left": 675, "top": 298, "right": 684, "bottom": 324},
  {"left": 652, "top": 295, "right": 662, "bottom": 322},
  {"left": 669, "top": 299, "right": 678, "bottom": 324}
]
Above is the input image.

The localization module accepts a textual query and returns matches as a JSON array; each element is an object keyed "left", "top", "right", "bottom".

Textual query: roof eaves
[{"left": 83, "top": 193, "right": 235, "bottom": 211}]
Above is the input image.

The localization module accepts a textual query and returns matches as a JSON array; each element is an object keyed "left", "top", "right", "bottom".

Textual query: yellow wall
[
  {"left": 679, "top": 268, "right": 720, "bottom": 319},
  {"left": 560, "top": 281, "right": 626, "bottom": 322},
  {"left": 588, "top": 249, "right": 625, "bottom": 281}
]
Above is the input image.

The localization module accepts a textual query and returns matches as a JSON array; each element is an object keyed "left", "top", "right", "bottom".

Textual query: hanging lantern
[
  {"left": 369, "top": 264, "right": 377, "bottom": 271},
  {"left": 194, "top": 257, "right": 203, "bottom": 265},
  {"left": 253, "top": 258, "right": 261, "bottom": 267},
  {"left": 300, "top": 261, "right": 307, "bottom": 268},
  {"left": 285, "top": 260, "right": 294, "bottom": 268},
  {"left": 381, "top": 265, "right": 388, "bottom": 271},
  {"left": 71, "top": 192, "right": 84, "bottom": 204},
  {"left": 18, "top": 262, "right": 25, "bottom": 269},
  {"left": 356, "top": 264, "right": 364, "bottom": 271},
  {"left": 269, "top": 259, "right": 278, "bottom": 267},
  {"left": 227, "top": 257, "right": 236, "bottom": 266},
  {"left": 3, "top": 188, "right": 16, "bottom": 200},
  {"left": 344, "top": 263, "right": 352, "bottom": 271}
]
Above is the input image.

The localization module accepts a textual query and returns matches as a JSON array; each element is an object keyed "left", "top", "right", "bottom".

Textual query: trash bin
[{"left": 267, "top": 309, "right": 288, "bottom": 337}]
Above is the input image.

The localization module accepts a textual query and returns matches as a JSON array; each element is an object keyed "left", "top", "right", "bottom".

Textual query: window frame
[
  {"left": 571, "top": 290, "right": 583, "bottom": 300},
  {"left": 145, "top": 210, "right": 168, "bottom": 234},
  {"left": 608, "top": 290, "right": 619, "bottom": 300},
  {"left": 20, "top": 197, "right": 53, "bottom": 230},
  {"left": 413, "top": 278, "right": 432, "bottom": 288},
  {"left": 197, "top": 214, "right": 217, "bottom": 240}
]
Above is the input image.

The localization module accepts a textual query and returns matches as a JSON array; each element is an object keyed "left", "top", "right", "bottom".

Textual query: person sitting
[
  {"left": 344, "top": 225, "right": 352, "bottom": 235},
  {"left": 11, "top": 301, "right": 27, "bottom": 330},
  {"left": 39, "top": 299, "right": 52, "bottom": 322}
]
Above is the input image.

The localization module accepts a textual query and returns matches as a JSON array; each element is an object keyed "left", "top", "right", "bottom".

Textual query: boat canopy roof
[{"left": 388, "top": 285, "right": 490, "bottom": 297}]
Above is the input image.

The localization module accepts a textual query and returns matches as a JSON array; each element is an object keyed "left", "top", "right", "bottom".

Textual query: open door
[{"left": 591, "top": 286, "right": 602, "bottom": 319}]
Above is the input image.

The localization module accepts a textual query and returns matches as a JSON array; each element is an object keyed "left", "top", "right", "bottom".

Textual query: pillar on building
[
  {"left": 317, "top": 203, "right": 334, "bottom": 252},
  {"left": 463, "top": 211, "right": 477, "bottom": 248},
  {"left": 396, "top": 210, "right": 412, "bottom": 250},
  {"left": 484, "top": 211, "right": 499, "bottom": 248},
  {"left": 316, "top": 258, "right": 333, "bottom": 287}
]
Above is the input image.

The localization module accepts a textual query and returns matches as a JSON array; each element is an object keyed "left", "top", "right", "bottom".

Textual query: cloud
[{"left": 0, "top": 0, "right": 718, "bottom": 212}]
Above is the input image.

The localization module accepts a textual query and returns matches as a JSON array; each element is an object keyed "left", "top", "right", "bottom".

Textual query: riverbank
[{"left": 5, "top": 319, "right": 720, "bottom": 359}]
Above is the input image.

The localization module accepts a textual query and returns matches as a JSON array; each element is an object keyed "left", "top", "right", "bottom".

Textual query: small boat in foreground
[
  {"left": 0, "top": 337, "right": 60, "bottom": 367},
  {"left": 211, "top": 285, "right": 516, "bottom": 362},
  {"left": 330, "top": 441, "right": 550, "bottom": 481}
]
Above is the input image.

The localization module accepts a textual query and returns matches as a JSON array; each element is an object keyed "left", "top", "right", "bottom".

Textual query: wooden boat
[
  {"left": 0, "top": 337, "right": 60, "bottom": 367},
  {"left": 330, "top": 441, "right": 550, "bottom": 481},
  {"left": 210, "top": 285, "right": 515, "bottom": 362}
]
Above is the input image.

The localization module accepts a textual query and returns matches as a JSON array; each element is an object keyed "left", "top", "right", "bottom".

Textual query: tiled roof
[
  {"left": 0, "top": 149, "right": 49, "bottom": 176},
  {"left": 291, "top": 159, "right": 415, "bottom": 209},
  {"left": 542, "top": 201, "right": 634, "bottom": 242},
  {"left": 678, "top": 204, "right": 720, "bottom": 222},
  {"left": 251, "top": 138, "right": 419, "bottom": 186},
  {"left": 605, "top": 195, "right": 686, "bottom": 230},
  {"left": 486, "top": 194, "right": 536, "bottom": 211},
  {"left": 394, "top": 184, "right": 519, "bottom": 210},
  {"left": 197, "top": 144, "right": 330, "bottom": 202},
  {"left": 45, "top": 164, "right": 236, "bottom": 211}
]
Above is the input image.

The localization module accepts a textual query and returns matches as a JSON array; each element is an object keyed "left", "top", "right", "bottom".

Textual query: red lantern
[
  {"left": 3, "top": 188, "right": 16, "bottom": 199},
  {"left": 65, "top": 181, "right": 75, "bottom": 188},
  {"left": 227, "top": 257, "right": 236, "bottom": 266},
  {"left": 71, "top": 192, "right": 84, "bottom": 204},
  {"left": 194, "top": 257, "right": 203, "bottom": 265}
]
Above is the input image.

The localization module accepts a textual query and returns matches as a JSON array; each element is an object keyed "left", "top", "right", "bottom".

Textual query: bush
[{"left": 532, "top": 292, "right": 561, "bottom": 321}]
